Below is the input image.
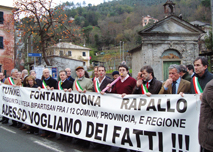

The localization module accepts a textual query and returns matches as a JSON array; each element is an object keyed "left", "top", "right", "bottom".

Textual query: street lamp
[{"left": 59, "top": 39, "right": 62, "bottom": 56}]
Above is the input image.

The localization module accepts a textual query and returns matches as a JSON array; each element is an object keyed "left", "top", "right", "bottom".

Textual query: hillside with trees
[
  {"left": 16, "top": 0, "right": 211, "bottom": 66},
  {"left": 61, "top": 0, "right": 210, "bottom": 62}
]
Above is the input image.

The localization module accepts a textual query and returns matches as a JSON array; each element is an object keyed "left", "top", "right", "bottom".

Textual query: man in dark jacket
[
  {"left": 0, "top": 72, "right": 5, "bottom": 83},
  {"left": 191, "top": 57, "right": 213, "bottom": 94},
  {"left": 65, "top": 68, "right": 75, "bottom": 83},
  {"left": 186, "top": 64, "right": 195, "bottom": 77},
  {"left": 93, "top": 66, "right": 112, "bottom": 93},
  {"left": 56, "top": 70, "right": 73, "bottom": 91},
  {"left": 199, "top": 79, "right": 213, "bottom": 152},
  {"left": 57, "top": 70, "right": 72, "bottom": 140},
  {"left": 133, "top": 65, "right": 162, "bottom": 96},
  {"left": 40, "top": 68, "right": 57, "bottom": 138},
  {"left": 179, "top": 65, "right": 191, "bottom": 82}
]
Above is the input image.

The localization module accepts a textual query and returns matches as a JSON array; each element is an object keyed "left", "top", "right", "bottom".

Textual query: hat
[
  {"left": 112, "top": 71, "right": 119, "bottom": 76},
  {"left": 75, "top": 66, "right": 84, "bottom": 71}
]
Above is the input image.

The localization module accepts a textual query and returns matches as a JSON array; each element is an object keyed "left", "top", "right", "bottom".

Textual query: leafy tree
[
  {"left": 14, "top": 0, "right": 81, "bottom": 66},
  {"left": 204, "top": 31, "right": 212, "bottom": 51},
  {"left": 201, "top": 0, "right": 210, "bottom": 8}
]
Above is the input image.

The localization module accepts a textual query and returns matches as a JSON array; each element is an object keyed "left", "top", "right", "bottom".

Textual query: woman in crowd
[{"left": 24, "top": 76, "right": 39, "bottom": 134}]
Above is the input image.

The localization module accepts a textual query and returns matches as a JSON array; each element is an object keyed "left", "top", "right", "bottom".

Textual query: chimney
[{"left": 163, "top": 0, "right": 176, "bottom": 15}]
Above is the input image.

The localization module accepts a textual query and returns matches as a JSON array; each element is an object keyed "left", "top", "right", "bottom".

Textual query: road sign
[{"left": 28, "top": 53, "right": 42, "bottom": 57}]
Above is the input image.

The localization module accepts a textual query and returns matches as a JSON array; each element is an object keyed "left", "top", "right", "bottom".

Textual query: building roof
[
  {"left": 139, "top": 14, "right": 205, "bottom": 35},
  {"left": 26, "top": 55, "right": 85, "bottom": 65},
  {"left": 49, "top": 42, "right": 91, "bottom": 51},
  {"left": 190, "top": 21, "right": 211, "bottom": 27},
  {"left": 47, "top": 55, "right": 85, "bottom": 62},
  {"left": 128, "top": 44, "right": 142, "bottom": 53},
  {"left": 0, "top": 5, "right": 15, "bottom": 10},
  {"left": 129, "top": 15, "right": 205, "bottom": 54}
]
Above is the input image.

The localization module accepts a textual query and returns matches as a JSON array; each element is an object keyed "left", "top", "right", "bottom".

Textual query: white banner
[{"left": 0, "top": 84, "right": 201, "bottom": 152}]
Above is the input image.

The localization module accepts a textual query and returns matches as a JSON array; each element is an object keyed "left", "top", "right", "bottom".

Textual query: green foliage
[
  {"left": 204, "top": 31, "right": 213, "bottom": 50},
  {"left": 52, "top": 0, "right": 211, "bottom": 63},
  {"left": 89, "top": 49, "right": 98, "bottom": 63},
  {"left": 201, "top": 0, "right": 210, "bottom": 7}
]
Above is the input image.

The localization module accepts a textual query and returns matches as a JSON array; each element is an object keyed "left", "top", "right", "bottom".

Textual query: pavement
[{"left": 0, "top": 118, "right": 134, "bottom": 152}]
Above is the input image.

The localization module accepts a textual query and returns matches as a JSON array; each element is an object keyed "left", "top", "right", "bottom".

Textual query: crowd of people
[{"left": 0, "top": 56, "right": 213, "bottom": 152}]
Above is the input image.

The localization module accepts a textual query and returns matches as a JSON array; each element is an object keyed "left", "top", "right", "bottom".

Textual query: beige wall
[
  {"left": 142, "top": 16, "right": 158, "bottom": 27},
  {"left": 48, "top": 48, "right": 90, "bottom": 67}
]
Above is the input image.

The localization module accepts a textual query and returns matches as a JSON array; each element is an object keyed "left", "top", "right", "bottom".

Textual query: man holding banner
[
  {"left": 72, "top": 66, "right": 93, "bottom": 147},
  {"left": 40, "top": 68, "right": 58, "bottom": 138},
  {"left": 159, "top": 64, "right": 190, "bottom": 94},
  {"left": 65, "top": 68, "right": 75, "bottom": 83},
  {"left": 41, "top": 68, "right": 57, "bottom": 90},
  {"left": 191, "top": 57, "right": 213, "bottom": 95},
  {"left": 107, "top": 64, "right": 136, "bottom": 97},
  {"left": 93, "top": 66, "right": 112, "bottom": 93},
  {"left": 1, "top": 69, "right": 22, "bottom": 125},
  {"left": 56, "top": 70, "right": 73, "bottom": 92},
  {"left": 133, "top": 65, "right": 162, "bottom": 96},
  {"left": 73, "top": 66, "right": 93, "bottom": 93},
  {"left": 57, "top": 70, "right": 73, "bottom": 140}
]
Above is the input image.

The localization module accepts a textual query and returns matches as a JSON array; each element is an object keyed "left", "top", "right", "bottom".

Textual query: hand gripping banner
[{"left": 0, "top": 84, "right": 201, "bottom": 151}]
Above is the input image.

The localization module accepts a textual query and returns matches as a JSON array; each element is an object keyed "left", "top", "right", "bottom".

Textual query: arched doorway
[{"left": 161, "top": 49, "right": 181, "bottom": 81}]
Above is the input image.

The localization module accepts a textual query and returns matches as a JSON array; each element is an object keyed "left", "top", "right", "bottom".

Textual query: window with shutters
[
  {"left": 0, "top": 12, "right": 4, "bottom": 24},
  {"left": 0, "top": 37, "right": 3, "bottom": 49}
]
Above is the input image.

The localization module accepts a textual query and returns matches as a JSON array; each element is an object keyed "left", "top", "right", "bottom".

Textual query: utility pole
[
  {"left": 123, "top": 41, "right": 124, "bottom": 61},
  {"left": 120, "top": 41, "right": 122, "bottom": 63}
]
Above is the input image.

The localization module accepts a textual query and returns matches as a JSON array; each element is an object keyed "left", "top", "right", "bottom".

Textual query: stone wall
[
  {"left": 132, "top": 35, "right": 200, "bottom": 81},
  {"left": 41, "top": 56, "right": 85, "bottom": 78}
]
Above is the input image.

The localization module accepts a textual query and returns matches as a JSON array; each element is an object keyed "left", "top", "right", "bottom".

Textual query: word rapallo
[{"left": 121, "top": 98, "right": 187, "bottom": 113}]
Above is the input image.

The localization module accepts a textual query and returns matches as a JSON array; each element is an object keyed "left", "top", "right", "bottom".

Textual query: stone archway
[{"left": 161, "top": 49, "right": 182, "bottom": 81}]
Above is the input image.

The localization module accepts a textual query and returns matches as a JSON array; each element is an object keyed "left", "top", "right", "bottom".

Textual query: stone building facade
[
  {"left": 40, "top": 55, "right": 86, "bottom": 78},
  {"left": 129, "top": 15, "right": 204, "bottom": 81},
  {"left": 0, "top": 5, "right": 15, "bottom": 76}
]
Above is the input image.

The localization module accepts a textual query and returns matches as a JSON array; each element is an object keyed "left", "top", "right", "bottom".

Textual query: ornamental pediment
[{"left": 139, "top": 15, "right": 204, "bottom": 34}]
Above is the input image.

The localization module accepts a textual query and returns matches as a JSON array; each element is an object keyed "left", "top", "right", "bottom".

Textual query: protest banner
[{"left": 0, "top": 84, "right": 200, "bottom": 151}]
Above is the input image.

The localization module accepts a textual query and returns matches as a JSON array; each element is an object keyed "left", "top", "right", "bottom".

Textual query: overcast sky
[{"left": 1, "top": 0, "right": 110, "bottom": 7}]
